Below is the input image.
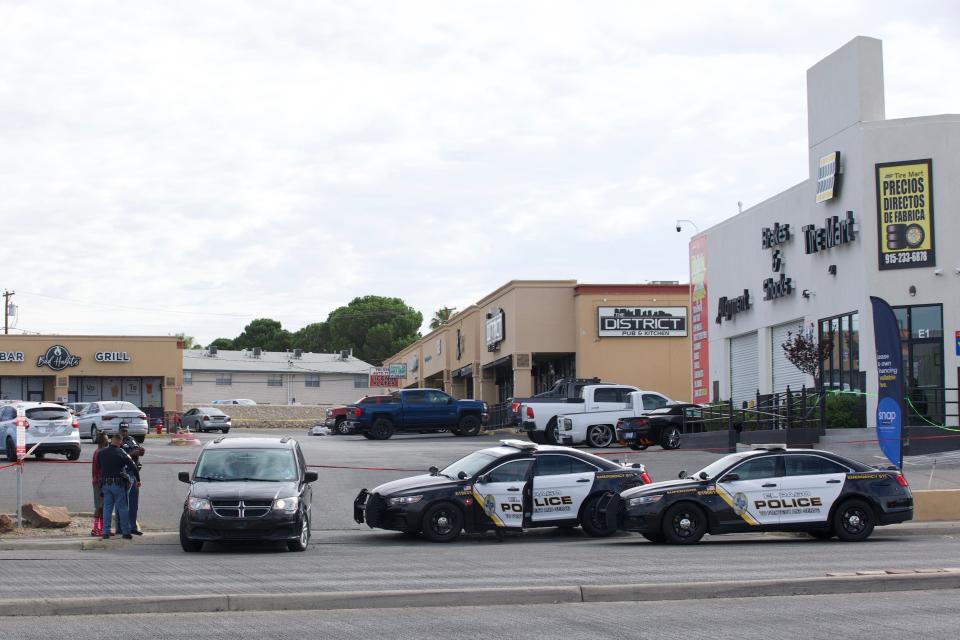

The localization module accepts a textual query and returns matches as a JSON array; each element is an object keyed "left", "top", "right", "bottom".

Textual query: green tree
[
  {"left": 233, "top": 318, "right": 292, "bottom": 352},
  {"left": 174, "top": 333, "right": 196, "bottom": 349},
  {"left": 207, "top": 337, "right": 235, "bottom": 350},
  {"left": 291, "top": 322, "right": 331, "bottom": 353},
  {"left": 429, "top": 306, "right": 456, "bottom": 330},
  {"left": 327, "top": 296, "right": 422, "bottom": 365}
]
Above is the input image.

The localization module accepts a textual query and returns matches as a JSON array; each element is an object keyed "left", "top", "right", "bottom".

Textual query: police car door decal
[
  {"left": 530, "top": 454, "right": 596, "bottom": 522},
  {"left": 715, "top": 457, "right": 781, "bottom": 527},
  {"left": 777, "top": 455, "right": 847, "bottom": 524},
  {"left": 472, "top": 459, "right": 532, "bottom": 529}
]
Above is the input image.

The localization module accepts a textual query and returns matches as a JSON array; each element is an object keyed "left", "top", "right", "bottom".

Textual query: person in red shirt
[{"left": 90, "top": 432, "right": 109, "bottom": 536}]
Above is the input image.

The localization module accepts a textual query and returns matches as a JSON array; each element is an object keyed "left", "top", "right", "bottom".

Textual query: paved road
[
  {"left": 1, "top": 528, "right": 958, "bottom": 598},
  {"left": 4, "top": 590, "right": 959, "bottom": 639},
  {"left": 3, "top": 427, "right": 959, "bottom": 530}
]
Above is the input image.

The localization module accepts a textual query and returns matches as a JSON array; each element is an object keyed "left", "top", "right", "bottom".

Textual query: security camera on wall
[{"left": 676, "top": 225, "right": 682, "bottom": 233}]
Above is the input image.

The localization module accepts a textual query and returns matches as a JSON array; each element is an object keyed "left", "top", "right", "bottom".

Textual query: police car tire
[
  {"left": 832, "top": 498, "right": 876, "bottom": 542},
  {"left": 421, "top": 502, "right": 463, "bottom": 542},
  {"left": 580, "top": 495, "right": 616, "bottom": 537},
  {"left": 661, "top": 502, "right": 707, "bottom": 544},
  {"left": 587, "top": 424, "right": 614, "bottom": 448},
  {"left": 641, "top": 532, "right": 667, "bottom": 544},
  {"left": 628, "top": 443, "right": 648, "bottom": 451},
  {"left": 545, "top": 419, "right": 560, "bottom": 446},
  {"left": 370, "top": 418, "right": 395, "bottom": 440},
  {"left": 457, "top": 415, "right": 482, "bottom": 437},
  {"left": 660, "top": 426, "right": 681, "bottom": 450}
]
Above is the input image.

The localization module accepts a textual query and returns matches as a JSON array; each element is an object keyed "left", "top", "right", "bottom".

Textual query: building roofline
[{"left": 574, "top": 284, "right": 689, "bottom": 295}]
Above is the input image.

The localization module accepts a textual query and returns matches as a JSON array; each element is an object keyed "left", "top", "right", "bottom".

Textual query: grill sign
[
  {"left": 598, "top": 307, "right": 687, "bottom": 337},
  {"left": 36, "top": 345, "right": 81, "bottom": 371}
]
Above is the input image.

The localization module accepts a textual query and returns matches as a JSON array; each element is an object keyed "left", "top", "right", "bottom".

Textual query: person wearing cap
[
  {"left": 98, "top": 432, "right": 140, "bottom": 540},
  {"left": 118, "top": 423, "right": 146, "bottom": 535}
]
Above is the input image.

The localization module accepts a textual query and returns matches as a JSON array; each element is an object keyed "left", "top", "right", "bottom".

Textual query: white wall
[{"left": 183, "top": 371, "right": 368, "bottom": 406}]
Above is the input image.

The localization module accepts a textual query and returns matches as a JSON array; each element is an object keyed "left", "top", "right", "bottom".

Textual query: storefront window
[{"left": 819, "top": 311, "right": 862, "bottom": 391}]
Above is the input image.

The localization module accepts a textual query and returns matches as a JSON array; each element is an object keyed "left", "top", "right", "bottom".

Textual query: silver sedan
[{"left": 180, "top": 407, "right": 232, "bottom": 433}]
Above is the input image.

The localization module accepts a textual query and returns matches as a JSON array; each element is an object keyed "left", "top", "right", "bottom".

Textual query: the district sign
[{"left": 598, "top": 307, "right": 688, "bottom": 337}]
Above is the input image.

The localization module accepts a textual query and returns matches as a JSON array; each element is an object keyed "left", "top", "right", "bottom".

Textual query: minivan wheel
[
  {"left": 287, "top": 515, "right": 310, "bottom": 552},
  {"left": 179, "top": 516, "right": 203, "bottom": 553}
]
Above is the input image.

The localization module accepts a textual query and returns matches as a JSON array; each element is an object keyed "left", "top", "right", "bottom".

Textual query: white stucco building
[{"left": 691, "top": 36, "right": 958, "bottom": 430}]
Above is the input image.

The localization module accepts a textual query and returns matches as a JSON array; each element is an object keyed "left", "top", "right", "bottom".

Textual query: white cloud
[{"left": 0, "top": 1, "right": 958, "bottom": 343}]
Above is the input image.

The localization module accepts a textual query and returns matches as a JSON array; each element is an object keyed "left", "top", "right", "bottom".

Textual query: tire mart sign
[
  {"left": 598, "top": 307, "right": 688, "bottom": 337},
  {"left": 876, "top": 159, "right": 935, "bottom": 270}
]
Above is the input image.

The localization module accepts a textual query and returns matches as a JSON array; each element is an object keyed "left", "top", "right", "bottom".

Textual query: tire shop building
[
  {"left": 0, "top": 335, "right": 183, "bottom": 419},
  {"left": 182, "top": 348, "right": 373, "bottom": 406},
  {"left": 692, "top": 37, "right": 959, "bottom": 433},
  {"left": 382, "top": 280, "right": 691, "bottom": 405}
]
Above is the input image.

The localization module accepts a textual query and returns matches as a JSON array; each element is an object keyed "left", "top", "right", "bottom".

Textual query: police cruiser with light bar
[
  {"left": 604, "top": 445, "right": 912, "bottom": 544},
  {"left": 354, "top": 440, "right": 652, "bottom": 542}
]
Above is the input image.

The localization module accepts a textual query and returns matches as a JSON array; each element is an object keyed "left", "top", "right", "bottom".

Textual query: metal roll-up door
[
  {"left": 772, "top": 320, "right": 808, "bottom": 394},
  {"left": 729, "top": 332, "right": 759, "bottom": 407}
]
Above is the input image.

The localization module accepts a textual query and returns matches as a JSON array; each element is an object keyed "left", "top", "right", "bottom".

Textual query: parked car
[
  {"left": 521, "top": 384, "right": 674, "bottom": 445},
  {"left": 354, "top": 439, "right": 652, "bottom": 542},
  {"left": 616, "top": 404, "right": 704, "bottom": 450},
  {"left": 611, "top": 445, "right": 913, "bottom": 544},
  {"left": 344, "top": 389, "right": 488, "bottom": 440},
  {"left": 181, "top": 407, "right": 232, "bottom": 433},
  {"left": 177, "top": 436, "right": 318, "bottom": 552},
  {"left": 76, "top": 401, "right": 149, "bottom": 442},
  {"left": 556, "top": 390, "right": 679, "bottom": 448},
  {"left": 63, "top": 402, "right": 90, "bottom": 416},
  {"left": 212, "top": 399, "right": 257, "bottom": 406},
  {"left": 1, "top": 402, "right": 81, "bottom": 461}
]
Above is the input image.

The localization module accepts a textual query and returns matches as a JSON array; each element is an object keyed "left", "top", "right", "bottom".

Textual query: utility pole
[{"left": 2, "top": 290, "right": 13, "bottom": 335}]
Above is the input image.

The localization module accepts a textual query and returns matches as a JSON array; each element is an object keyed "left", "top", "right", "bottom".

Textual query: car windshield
[
  {"left": 440, "top": 450, "right": 500, "bottom": 479},
  {"left": 695, "top": 452, "right": 756, "bottom": 480},
  {"left": 194, "top": 449, "right": 298, "bottom": 482},
  {"left": 102, "top": 402, "right": 139, "bottom": 412}
]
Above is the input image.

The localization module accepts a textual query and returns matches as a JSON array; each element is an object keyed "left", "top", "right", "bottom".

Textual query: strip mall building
[
  {"left": 383, "top": 280, "right": 691, "bottom": 404},
  {"left": 692, "top": 37, "right": 959, "bottom": 428},
  {"left": 0, "top": 335, "right": 183, "bottom": 419}
]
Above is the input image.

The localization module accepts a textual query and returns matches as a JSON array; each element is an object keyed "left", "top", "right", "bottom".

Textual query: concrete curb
[{"left": 1, "top": 571, "right": 959, "bottom": 617}]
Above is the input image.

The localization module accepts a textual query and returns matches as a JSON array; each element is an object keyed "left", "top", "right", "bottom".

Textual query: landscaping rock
[
  {"left": 21, "top": 503, "right": 71, "bottom": 528},
  {"left": 0, "top": 514, "right": 13, "bottom": 533}
]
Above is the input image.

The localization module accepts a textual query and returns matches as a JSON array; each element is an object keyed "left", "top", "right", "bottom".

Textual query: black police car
[
  {"left": 354, "top": 439, "right": 652, "bottom": 542},
  {"left": 608, "top": 445, "right": 912, "bottom": 544},
  {"left": 178, "top": 436, "right": 318, "bottom": 552}
]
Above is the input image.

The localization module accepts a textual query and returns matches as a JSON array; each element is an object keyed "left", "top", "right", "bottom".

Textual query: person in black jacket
[
  {"left": 99, "top": 432, "right": 141, "bottom": 540},
  {"left": 119, "top": 424, "right": 145, "bottom": 535}
]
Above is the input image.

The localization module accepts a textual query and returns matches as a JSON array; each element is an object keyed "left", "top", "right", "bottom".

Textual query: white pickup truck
[
  {"left": 519, "top": 384, "right": 673, "bottom": 445},
  {"left": 556, "top": 390, "right": 676, "bottom": 448}
]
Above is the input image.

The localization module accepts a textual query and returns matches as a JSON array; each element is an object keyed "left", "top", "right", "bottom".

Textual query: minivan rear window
[{"left": 26, "top": 407, "right": 71, "bottom": 421}]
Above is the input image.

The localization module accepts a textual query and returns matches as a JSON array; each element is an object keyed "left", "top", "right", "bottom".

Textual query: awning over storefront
[
  {"left": 482, "top": 355, "right": 512, "bottom": 370},
  {"left": 452, "top": 365, "right": 473, "bottom": 378}
]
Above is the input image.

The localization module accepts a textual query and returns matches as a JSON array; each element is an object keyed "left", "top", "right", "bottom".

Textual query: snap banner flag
[{"left": 870, "top": 296, "right": 906, "bottom": 468}]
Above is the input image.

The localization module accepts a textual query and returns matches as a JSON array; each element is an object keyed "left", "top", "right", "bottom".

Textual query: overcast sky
[{"left": 2, "top": 1, "right": 958, "bottom": 345}]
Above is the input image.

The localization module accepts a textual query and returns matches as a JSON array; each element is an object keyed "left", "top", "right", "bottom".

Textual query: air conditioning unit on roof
[
  {"left": 207, "top": 346, "right": 218, "bottom": 357},
  {"left": 293, "top": 348, "right": 303, "bottom": 359},
  {"left": 339, "top": 349, "right": 351, "bottom": 360},
  {"left": 253, "top": 347, "right": 262, "bottom": 358}
]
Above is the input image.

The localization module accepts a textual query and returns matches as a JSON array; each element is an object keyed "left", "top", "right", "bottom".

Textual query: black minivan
[{"left": 178, "top": 436, "right": 317, "bottom": 552}]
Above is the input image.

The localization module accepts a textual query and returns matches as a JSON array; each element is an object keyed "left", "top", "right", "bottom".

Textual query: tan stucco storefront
[
  {"left": 0, "top": 335, "right": 183, "bottom": 417},
  {"left": 383, "top": 280, "right": 691, "bottom": 405}
]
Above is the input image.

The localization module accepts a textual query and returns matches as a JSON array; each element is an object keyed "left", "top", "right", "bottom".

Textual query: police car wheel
[
  {"left": 662, "top": 503, "right": 707, "bottom": 544},
  {"left": 580, "top": 495, "right": 616, "bottom": 537},
  {"left": 833, "top": 499, "right": 875, "bottom": 542},
  {"left": 587, "top": 425, "right": 614, "bottom": 448},
  {"left": 628, "top": 443, "right": 648, "bottom": 451},
  {"left": 660, "top": 427, "right": 681, "bottom": 450},
  {"left": 641, "top": 532, "right": 666, "bottom": 544},
  {"left": 421, "top": 502, "right": 463, "bottom": 542}
]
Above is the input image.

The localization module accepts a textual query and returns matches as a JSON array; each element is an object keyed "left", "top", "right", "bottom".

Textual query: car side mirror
[
  {"left": 304, "top": 471, "right": 318, "bottom": 483},
  {"left": 178, "top": 471, "right": 191, "bottom": 484},
  {"left": 458, "top": 471, "right": 468, "bottom": 480},
  {"left": 721, "top": 473, "right": 740, "bottom": 482},
  {"left": 699, "top": 471, "right": 709, "bottom": 480},
  {"left": 429, "top": 466, "right": 439, "bottom": 476},
  {"left": 678, "top": 470, "right": 688, "bottom": 479}
]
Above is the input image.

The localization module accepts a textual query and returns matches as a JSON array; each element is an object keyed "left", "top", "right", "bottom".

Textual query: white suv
[{"left": 1, "top": 402, "right": 81, "bottom": 461}]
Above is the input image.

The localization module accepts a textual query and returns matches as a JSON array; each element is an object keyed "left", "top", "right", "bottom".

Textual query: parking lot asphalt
[{"left": 2, "top": 428, "right": 959, "bottom": 532}]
